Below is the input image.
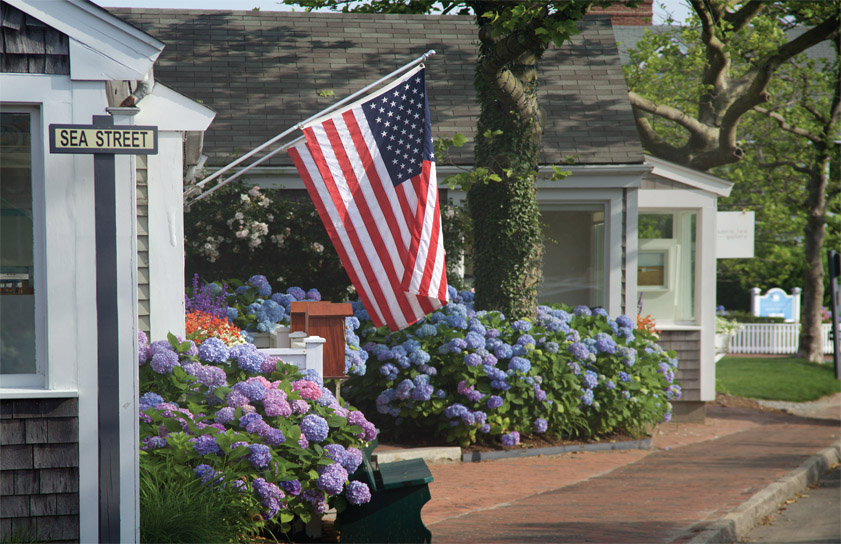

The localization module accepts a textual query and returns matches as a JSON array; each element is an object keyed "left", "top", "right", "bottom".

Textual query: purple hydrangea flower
[
  {"left": 534, "top": 418, "right": 548, "bottom": 433},
  {"left": 493, "top": 343, "right": 513, "bottom": 360},
  {"left": 233, "top": 380, "right": 266, "bottom": 402},
  {"left": 150, "top": 351, "right": 180, "bottom": 374},
  {"left": 247, "top": 275, "right": 272, "bottom": 297},
  {"left": 252, "top": 477, "right": 284, "bottom": 520},
  {"left": 229, "top": 343, "right": 265, "bottom": 374},
  {"left": 508, "top": 356, "right": 531, "bottom": 374},
  {"left": 344, "top": 480, "right": 372, "bottom": 505},
  {"left": 140, "top": 436, "right": 167, "bottom": 450},
  {"left": 193, "top": 435, "right": 221, "bottom": 456},
  {"left": 594, "top": 333, "right": 617, "bottom": 354},
  {"left": 583, "top": 370, "right": 599, "bottom": 390},
  {"left": 139, "top": 392, "right": 163, "bottom": 410},
  {"left": 281, "top": 479, "right": 302, "bottom": 496},
  {"left": 573, "top": 305, "right": 592, "bottom": 317},
  {"left": 301, "top": 414, "right": 329, "bottom": 443},
  {"left": 324, "top": 444, "right": 347, "bottom": 467},
  {"left": 148, "top": 339, "right": 175, "bottom": 358},
  {"left": 262, "top": 427, "right": 286, "bottom": 446},
  {"left": 316, "top": 463, "right": 348, "bottom": 496},
  {"left": 239, "top": 412, "right": 263, "bottom": 428},
  {"left": 464, "top": 353, "right": 483, "bottom": 367},
  {"left": 615, "top": 316, "right": 633, "bottom": 331},
  {"left": 487, "top": 395, "right": 503, "bottom": 410},
  {"left": 344, "top": 447, "right": 363, "bottom": 473},
  {"left": 194, "top": 464, "right": 223, "bottom": 486},
  {"left": 291, "top": 399, "right": 309, "bottom": 414},
  {"left": 198, "top": 337, "right": 230, "bottom": 364},
  {"left": 286, "top": 286, "right": 306, "bottom": 301},
  {"left": 512, "top": 320, "right": 533, "bottom": 332},
  {"left": 248, "top": 444, "right": 272, "bottom": 469},
  {"left": 501, "top": 431, "right": 520, "bottom": 447}
]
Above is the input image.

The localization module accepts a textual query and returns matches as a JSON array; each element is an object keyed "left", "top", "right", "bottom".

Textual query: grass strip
[{"left": 716, "top": 357, "right": 841, "bottom": 402}]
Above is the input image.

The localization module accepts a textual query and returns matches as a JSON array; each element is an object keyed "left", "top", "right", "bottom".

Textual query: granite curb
[
  {"left": 461, "top": 437, "right": 652, "bottom": 462},
  {"left": 373, "top": 438, "right": 653, "bottom": 465},
  {"left": 686, "top": 439, "right": 841, "bottom": 544}
]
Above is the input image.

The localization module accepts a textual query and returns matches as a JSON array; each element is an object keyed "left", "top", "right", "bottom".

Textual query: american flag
[{"left": 288, "top": 66, "right": 448, "bottom": 331}]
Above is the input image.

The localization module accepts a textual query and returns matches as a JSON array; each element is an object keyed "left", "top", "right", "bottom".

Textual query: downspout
[{"left": 119, "top": 68, "right": 155, "bottom": 107}]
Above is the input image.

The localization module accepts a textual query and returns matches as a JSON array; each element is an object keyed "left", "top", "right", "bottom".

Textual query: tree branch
[
  {"left": 628, "top": 91, "right": 710, "bottom": 138},
  {"left": 629, "top": 108, "right": 685, "bottom": 162},
  {"left": 753, "top": 106, "right": 821, "bottom": 144},
  {"left": 722, "top": 1, "right": 765, "bottom": 34},
  {"left": 756, "top": 159, "right": 814, "bottom": 176},
  {"left": 690, "top": 0, "right": 729, "bottom": 92}
]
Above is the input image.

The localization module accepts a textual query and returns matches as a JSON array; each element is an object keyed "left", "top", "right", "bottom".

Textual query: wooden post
[{"left": 289, "top": 301, "right": 353, "bottom": 379}]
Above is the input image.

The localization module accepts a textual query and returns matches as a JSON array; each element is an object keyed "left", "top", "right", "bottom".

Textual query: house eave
[{"left": 644, "top": 154, "right": 734, "bottom": 197}]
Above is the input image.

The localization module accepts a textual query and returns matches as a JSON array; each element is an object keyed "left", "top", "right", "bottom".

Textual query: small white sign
[{"left": 717, "top": 211, "right": 755, "bottom": 259}]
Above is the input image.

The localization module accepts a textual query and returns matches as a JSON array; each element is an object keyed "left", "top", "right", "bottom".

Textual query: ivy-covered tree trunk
[{"left": 467, "top": 13, "right": 547, "bottom": 320}]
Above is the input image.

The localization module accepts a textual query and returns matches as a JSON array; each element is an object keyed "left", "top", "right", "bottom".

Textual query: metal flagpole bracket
[{"left": 185, "top": 49, "right": 437, "bottom": 208}]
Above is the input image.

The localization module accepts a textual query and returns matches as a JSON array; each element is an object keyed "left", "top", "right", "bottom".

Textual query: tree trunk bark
[{"left": 797, "top": 163, "right": 829, "bottom": 362}]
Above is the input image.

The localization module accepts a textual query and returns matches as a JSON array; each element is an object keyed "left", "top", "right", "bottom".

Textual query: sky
[{"left": 97, "top": 0, "right": 694, "bottom": 25}]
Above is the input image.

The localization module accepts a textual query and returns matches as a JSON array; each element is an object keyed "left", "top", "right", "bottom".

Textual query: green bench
[{"left": 338, "top": 439, "right": 433, "bottom": 543}]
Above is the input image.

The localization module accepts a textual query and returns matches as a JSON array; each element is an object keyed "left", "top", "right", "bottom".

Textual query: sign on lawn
[
  {"left": 751, "top": 287, "right": 800, "bottom": 322},
  {"left": 49, "top": 124, "right": 158, "bottom": 154}
]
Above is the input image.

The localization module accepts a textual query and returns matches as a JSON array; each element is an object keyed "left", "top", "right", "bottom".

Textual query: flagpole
[{"left": 185, "top": 49, "right": 436, "bottom": 207}]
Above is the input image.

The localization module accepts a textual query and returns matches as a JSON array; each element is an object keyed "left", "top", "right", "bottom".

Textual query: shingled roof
[{"left": 110, "top": 9, "right": 643, "bottom": 168}]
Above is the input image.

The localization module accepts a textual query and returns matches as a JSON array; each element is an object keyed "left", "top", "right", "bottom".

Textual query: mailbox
[{"left": 290, "top": 301, "right": 353, "bottom": 379}]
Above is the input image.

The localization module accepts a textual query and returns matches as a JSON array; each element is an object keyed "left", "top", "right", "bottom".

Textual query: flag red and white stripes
[{"left": 288, "top": 65, "right": 448, "bottom": 331}]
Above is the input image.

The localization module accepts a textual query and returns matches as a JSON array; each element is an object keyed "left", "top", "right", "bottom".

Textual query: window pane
[
  {"left": 540, "top": 206, "right": 605, "bottom": 307},
  {"left": 637, "top": 211, "right": 696, "bottom": 323},
  {"left": 638, "top": 251, "right": 666, "bottom": 287},
  {"left": 639, "top": 214, "right": 672, "bottom": 239},
  {"left": 1, "top": 112, "right": 36, "bottom": 374}
]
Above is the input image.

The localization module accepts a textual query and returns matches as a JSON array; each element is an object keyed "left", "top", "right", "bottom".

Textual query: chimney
[{"left": 590, "top": 0, "right": 653, "bottom": 26}]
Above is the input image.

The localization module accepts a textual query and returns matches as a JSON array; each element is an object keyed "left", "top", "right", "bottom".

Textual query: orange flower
[
  {"left": 636, "top": 314, "right": 661, "bottom": 335},
  {"left": 185, "top": 311, "right": 246, "bottom": 346}
]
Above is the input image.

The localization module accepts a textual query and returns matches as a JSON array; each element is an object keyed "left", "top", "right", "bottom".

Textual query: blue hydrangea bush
[
  {"left": 138, "top": 331, "right": 378, "bottom": 537},
  {"left": 341, "top": 287, "right": 681, "bottom": 448}
]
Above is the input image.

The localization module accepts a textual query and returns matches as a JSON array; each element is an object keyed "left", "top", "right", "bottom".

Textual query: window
[
  {"left": 1, "top": 111, "right": 38, "bottom": 377},
  {"left": 540, "top": 205, "right": 605, "bottom": 307},
  {"left": 638, "top": 211, "right": 696, "bottom": 323}
]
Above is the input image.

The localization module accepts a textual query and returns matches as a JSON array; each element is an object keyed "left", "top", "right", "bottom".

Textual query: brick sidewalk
[{"left": 424, "top": 404, "right": 840, "bottom": 543}]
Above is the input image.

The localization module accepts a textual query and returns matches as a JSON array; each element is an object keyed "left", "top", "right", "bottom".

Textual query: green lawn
[{"left": 716, "top": 357, "right": 841, "bottom": 402}]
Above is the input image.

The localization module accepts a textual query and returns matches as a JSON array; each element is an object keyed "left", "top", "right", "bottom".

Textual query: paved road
[{"left": 741, "top": 465, "right": 840, "bottom": 544}]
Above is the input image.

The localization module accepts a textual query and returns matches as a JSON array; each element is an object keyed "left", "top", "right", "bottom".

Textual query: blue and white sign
[{"left": 752, "top": 287, "right": 801, "bottom": 322}]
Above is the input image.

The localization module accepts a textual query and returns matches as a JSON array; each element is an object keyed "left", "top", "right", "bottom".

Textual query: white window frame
[
  {"left": 1, "top": 104, "right": 47, "bottom": 388},
  {"left": 538, "top": 188, "right": 625, "bottom": 317}
]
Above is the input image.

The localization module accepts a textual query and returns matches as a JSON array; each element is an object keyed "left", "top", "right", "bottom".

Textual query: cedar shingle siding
[
  {"left": 657, "top": 330, "right": 701, "bottom": 402},
  {"left": 110, "top": 9, "right": 644, "bottom": 169},
  {"left": 0, "top": 399, "right": 79, "bottom": 542},
  {"left": 0, "top": 2, "right": 69, "bottom": 75}
]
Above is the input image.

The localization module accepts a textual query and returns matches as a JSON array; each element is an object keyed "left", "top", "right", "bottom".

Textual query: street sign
[
  {"left": 49, "top": 123, "right": 157, "bottom": 154},
  {"left": 49, "top": 115, "right": 156, "bottom": 542}
]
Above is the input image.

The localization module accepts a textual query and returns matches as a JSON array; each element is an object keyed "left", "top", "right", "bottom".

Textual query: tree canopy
[
  {"left": 624, "top": 1, "right": 840, "bottom": 360},
  {"left": 626, "top": 0, "right": 839, "bottom": 171}
]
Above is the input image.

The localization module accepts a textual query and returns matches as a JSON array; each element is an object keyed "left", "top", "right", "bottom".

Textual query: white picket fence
[{"left": 728, "top": 323, "right": 835, "bottom": 355}]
